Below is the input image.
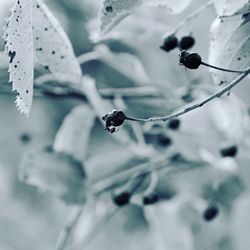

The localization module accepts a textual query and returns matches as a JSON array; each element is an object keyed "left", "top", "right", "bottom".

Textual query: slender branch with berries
[{"left": 102, "top": 52, "right": 250, "bottom": 130}]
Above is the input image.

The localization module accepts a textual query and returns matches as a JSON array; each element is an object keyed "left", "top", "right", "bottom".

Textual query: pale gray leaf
[
  {"left": 32, "top": 0, "right": 81, "bottom": 83},
  {"left": 144, "top": 201, "right": 193, "bottom": 250},
  {"left": 4, "top": 0, "right": 34, "bottom": 115},
  {"left": 144, "top": 0, "right": 192, "bottom": 14},
  {"left": 213, "top": 0, "right": 250, "bottom": 16},
  {"left": 209, "top": 15, "right": 250, "bottom": 85},
  {"left": 4, "top": 0, "right": 81, "bottom": 115},
  {"left": 53, "top": 104, "right": 95, "bottom": 163},
  {"left": 95, "top": 45, "right": 150, "bottom": 85},
  {"left": 99, "top": 0, "right": 143, "bottom": 36},
  {"left": 19, "top": 146, "right": 88, "bottom": 204}
]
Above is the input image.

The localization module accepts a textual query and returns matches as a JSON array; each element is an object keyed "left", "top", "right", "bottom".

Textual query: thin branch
[
  {"left": 124, "top": 67, "right": 250, "bottom": 123},
  {"left": 163, "top": 0, "right": 213, "bottom": 38},
  {"left": 201, "top": 62, "right": 245, "bottom": 74},
  {"left": 56, "top": 206, "right": 83, "bottom": 250}
]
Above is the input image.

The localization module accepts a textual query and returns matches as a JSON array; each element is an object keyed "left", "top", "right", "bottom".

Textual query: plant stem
[
  {"left": 56, "top": 206, "right": 83, "bottom": 250},
  {"left": 201, "top": 62, "right": 245, "bottom": 74},
  {"left": 124, "top": 67, "right": 250, "bottom": 123}
]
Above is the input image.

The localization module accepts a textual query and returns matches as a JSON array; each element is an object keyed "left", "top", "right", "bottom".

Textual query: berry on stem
[
  {"left": 179, "top": 35, "right": 195, "bottom": 50},
  {"left": 160, "top": 35, "right": 178, "bottom": 52},
  {"left": 102, "top": 110, "right": 126, "bottom": 133},
  {"left": 168, "top": 118, "right": 181, "bottom": 130},
  {"left": 220, "top": 145, "right": 238, "bottom": 157},
  {"left": 112, "top": 191, "right": 131, "bottom": 207},
  {"left": 203, "top": 204, "right": 219, "bottom": 221},
  {"left": 179, "top": 50, "right": 202, "bottom": 69}
]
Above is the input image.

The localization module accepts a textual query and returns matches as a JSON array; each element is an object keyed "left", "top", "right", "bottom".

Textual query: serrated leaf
[
  {"left": 19, "top": 146, "right": 88, "bottom": 204},
  {"left": 208, "top": 15, "right": 250, "bottom": 85},
  {"left": 99, "top": 0, "right": 143, "bottom": 36},
  {"left": 144, "top": 0, "right": 192, "bottom": 14},
  {"left": 53, "top": 104, "right": 95, "bottom": 163},
  {"left": 95, "top": 45, "right": 150, "bottom": 85},
  {"left": 4, "top": 0, "right": 81, "bottom": 115},
  {"left": 4, "top": 0, "right": 34, "bottom": 115},
  {"left": 213, "top": 0, "right": 250, "bottom": 16}
]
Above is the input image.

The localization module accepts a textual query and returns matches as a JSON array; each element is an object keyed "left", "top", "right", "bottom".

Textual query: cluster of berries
[{"left": 160, "top": 35, "right": 195, "bottom": 52}]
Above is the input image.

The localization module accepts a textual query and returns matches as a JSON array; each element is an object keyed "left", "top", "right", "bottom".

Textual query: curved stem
[
  {"left": 201, "top": 62, "right": 245, "bottom": 74},
  {"left": 124, "top": 67, "right": 250, "bottom": 123}
]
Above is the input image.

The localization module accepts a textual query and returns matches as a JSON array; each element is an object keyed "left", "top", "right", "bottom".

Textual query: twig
[
  {"left": 124, "top": 67, "right": 250, "bottom": 123},
  {"left": 163, "top": 0, "right": 213, "bottom": 38},
  {"left": 56, "top": 206, "right": 84, "bottom": 250},
  {"left": 201, "top": 62, "right": 245, "bottom": 74}
]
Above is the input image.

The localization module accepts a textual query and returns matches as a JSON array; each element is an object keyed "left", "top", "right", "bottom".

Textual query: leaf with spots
[
  {"left": 19, "top": 146, "right": 88, "bottom": 204},
  {"left": 208, "top": 15, "right": 250, "bottom": 85},
  {"left": 53, "top": 104, "right": 96, "bottom": 163},
  {"left": 4, "top": 0, "right": 81, "bottom": 115},
  {"left": 213, "top": 0, "right": 250, "bottom": 17},
  {"left": 4, "top": 0, "right": 34, "bottom": 115},
  {"left": 32, "top": 0, "right": 81, "bottom": 82},
  {"left": 99, "top": 0, "right": 143, "bottom": 36}
]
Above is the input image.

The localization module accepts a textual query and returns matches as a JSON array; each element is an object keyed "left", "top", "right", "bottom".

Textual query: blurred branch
[
  {"left": 124, "top": 67, "right": 250, "bottom": 123},
  {"left": 163, "top": 0, "right": 213, "bottom": 38},
  {"left": 0, "top": 82, "right": 160, "bottom": 99},
  {"left": 92, "top": 153, "right": 205, "bottom": 194},
  {"left": 56, "top": 206, "right": 83, "bottom": 250}
]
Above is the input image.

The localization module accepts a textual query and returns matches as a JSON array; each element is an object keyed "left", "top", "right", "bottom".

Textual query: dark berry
[
  {"left": 168, "top": 118, "right": 180, "bottom": 130},
  {"left": 143, "top": 193, "right": 160, "bottom": 205},
  {"left": 160, "top": 35, "right": 178, "bottom": 52},
  {"left": 157, "top": 133, "right": 172, "bottom": 147},
  {"left": 19, "top": 133, "right": 31, "bottom": 144},
  {"left": 203, "top": 204, "right": 219, "bottom": 221},
  {"left": 179, "top": 50, "right": 201, "bottom": 69},
  {"left": 112, "top": 192, "right": 131, "bottom": 207},
  {"left": 220, "top": 145, "right": 238, "bottom": 157},
  {"left": 102, "top": 110, "right": 126, "bottom": 132},
  {"left": 179, "top": 36, "right": 195, "bottom": 50}
]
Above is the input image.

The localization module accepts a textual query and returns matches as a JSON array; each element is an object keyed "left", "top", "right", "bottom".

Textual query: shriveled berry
[
  {"left": 112, "top": 192, "right": 131, "bottom": 207},
  {"left": 220, "top": 145, "right": 238, "bottom": 157},
  {"left": 157, "top": 133, "right": 172, "bottom": 147},
  {"left": 168, "top": 118, "right": 180, "bottom": 130},
  {"left": 203, "top": 204, "right": 219, "bottom": 221},
  {"left": 179, "top": 50, "right": 201, "bottom": 69},
  {"left": 160, "top": 35, "right": 178, "bottom": 52},
  {"left": 102, "top": 110, "right": 126, "bottom": 132},
  {"left": 143, "top": 193, "right": 159, "bottom": 205},
  {"left": 179, "top": 36, "right": 195, "bottom": 50}
]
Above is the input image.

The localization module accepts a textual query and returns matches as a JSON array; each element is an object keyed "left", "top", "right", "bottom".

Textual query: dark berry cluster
[
  {"left": 220, "top": 145, "right": 238, "bottom": 157},
  {"left": 179, "top": 50, "right": 202, "bottom": 69},
  {"left": 160, "top": 35, "right": 195, "bottom": 52},
  {"left": 102, "top": 110, "right": 126, "bottom": 133}
]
